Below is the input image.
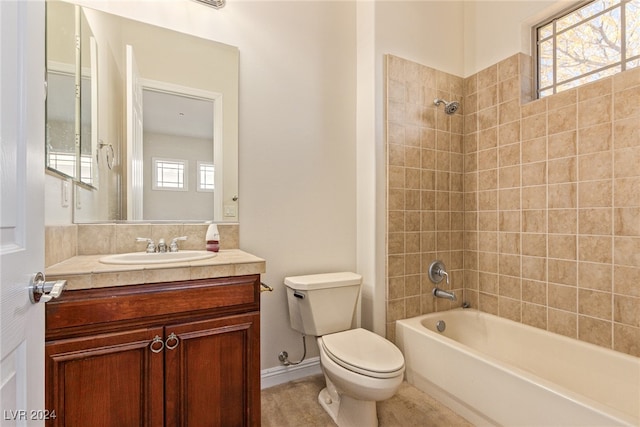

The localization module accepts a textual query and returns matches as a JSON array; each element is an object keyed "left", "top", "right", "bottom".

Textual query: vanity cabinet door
[
  {"left": 163, "top": 312, "right": 260, "bottom": 427},
  {"left": 45, "top": 327, "right": 165, "bottom": 427}
]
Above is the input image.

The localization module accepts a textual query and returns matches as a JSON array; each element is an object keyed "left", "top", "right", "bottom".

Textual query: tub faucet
[
  {"left": 433, "top": 288, "right": 456, "bottom": 301},
  {"left": 428, "top": 260, "right": 456, "bottom": 301}
]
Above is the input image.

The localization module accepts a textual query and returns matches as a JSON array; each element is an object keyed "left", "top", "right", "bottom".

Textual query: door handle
[{"left": 29, "top": 272, "right": 67, "bottom": 304}]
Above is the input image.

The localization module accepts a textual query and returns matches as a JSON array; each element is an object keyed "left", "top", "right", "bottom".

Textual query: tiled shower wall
[
  {"left": 386, "top": 53, "right": 640, "bottom": 357},
  {"left": 385, "top": 55, "right": 465, "bottom": 340}
]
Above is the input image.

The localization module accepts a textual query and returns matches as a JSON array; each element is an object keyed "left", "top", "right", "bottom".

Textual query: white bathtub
[{"left": 396, "top": 309, "right": 640, "bottom": 426}]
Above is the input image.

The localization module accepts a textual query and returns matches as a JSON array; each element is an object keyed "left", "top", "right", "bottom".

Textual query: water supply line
[{"left": 278, "top": 334, "right": 307, "bottom": 366}]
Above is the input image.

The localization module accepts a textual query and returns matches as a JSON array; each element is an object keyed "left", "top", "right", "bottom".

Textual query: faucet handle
[
  {"left": 136, "top": 237, "right": 156, "bottom": 253},
  {"left": 169, "top": 236, "right": 188, "bottom": 252},
  {"left": 428, "top": 260, "right": 449, "bottom": 286}
]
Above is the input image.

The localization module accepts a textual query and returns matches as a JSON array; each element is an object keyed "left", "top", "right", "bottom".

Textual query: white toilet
[{"left": 284, "top": 272, "right": 405, "bottom": 427}]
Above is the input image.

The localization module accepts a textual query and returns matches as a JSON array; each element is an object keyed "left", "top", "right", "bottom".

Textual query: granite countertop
[{"left": 45, "top": 249, "right": 266, "bottom": 291}]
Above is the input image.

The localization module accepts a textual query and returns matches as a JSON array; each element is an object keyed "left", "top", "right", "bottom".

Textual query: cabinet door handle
[
  {"left": 150, "top": 335, "right": 165, "bottom": 353},
  {"left": 165, "top": 333, "right": 179, "bottom": 350}
]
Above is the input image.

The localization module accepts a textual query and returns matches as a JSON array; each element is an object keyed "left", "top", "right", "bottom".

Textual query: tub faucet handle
[{"left": 428, "top": 260, "right": 449, "bottom": 285}]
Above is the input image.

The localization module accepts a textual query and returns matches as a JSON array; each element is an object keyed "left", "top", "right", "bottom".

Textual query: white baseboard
[{"left": 260, "top": 356, "right": 322, "bottom": 390}]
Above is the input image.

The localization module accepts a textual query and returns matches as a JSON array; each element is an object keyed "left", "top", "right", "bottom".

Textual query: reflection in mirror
[
  {"left": 53, "top": 2, "right": 240, "bottom": 223},
  {"left": 143, "top": 89, "right": 216, "bottom": 221},
  {"left": 79, "top": 9, "right": 98, "bottom": 187},
  {"left": 46, "top": 0, "right": 77, "bottom": 179}
]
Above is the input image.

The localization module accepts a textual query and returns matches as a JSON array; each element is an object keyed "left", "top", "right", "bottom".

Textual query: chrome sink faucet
[
  {"left": 136, "top": 237, "right": 156, "bottom": 253},
  {"left": 169, "top": 236, "right": 187, "bottom": 252},
  {"left": 428, "top": 260, "right": 457, "bottom": 301},
  {"left": 136, "top": 236, "right": 187, "bottom": 253}
]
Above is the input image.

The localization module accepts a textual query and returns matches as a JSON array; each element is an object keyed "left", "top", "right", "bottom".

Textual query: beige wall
[{"left": 385, "top": 53, "right": 640, "bottom": 358}]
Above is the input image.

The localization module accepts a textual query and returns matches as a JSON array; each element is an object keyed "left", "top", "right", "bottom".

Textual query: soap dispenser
[{"left": 206, "top": 224, "right": 220, "bottom": 252}]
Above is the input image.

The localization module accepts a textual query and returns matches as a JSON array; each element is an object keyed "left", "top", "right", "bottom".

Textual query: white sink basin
[{"left": 99, "top": 250, "right": 216, "bottom": 265}]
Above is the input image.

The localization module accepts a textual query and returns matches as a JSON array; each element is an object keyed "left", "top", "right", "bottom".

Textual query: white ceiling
[{"left": 143, "top": 89, "right": 214, "bottom": 140}]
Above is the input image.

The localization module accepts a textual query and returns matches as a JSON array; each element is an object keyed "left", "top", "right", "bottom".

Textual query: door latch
[{"left": 29, "top": 272, "right": 67, "bottom": 304}]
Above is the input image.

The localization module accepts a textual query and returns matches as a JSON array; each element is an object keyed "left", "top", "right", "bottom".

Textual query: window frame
[
  {"left": 533, "top": 0, "right": 639, "bottom": 98},
  {"left": 152, "top": 157, "right": 188, "bottom": 192},
  {"left": 196, "top": 161, "right": 215, "bottom": 193}
]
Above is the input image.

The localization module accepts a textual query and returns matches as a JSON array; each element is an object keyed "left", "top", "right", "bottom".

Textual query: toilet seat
[{"left": 320, "top": 328, "right": 405, "bottom": 379}]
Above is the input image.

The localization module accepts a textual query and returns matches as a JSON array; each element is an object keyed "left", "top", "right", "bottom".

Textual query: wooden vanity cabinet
[{"left": 45, "top": 275, "right": 261, "bottom": 427}]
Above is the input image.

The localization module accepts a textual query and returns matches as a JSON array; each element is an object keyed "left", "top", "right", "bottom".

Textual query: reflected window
[
  {"left": 197, "top": 162, "right": 215, "bottom": 192},
  {"left": 48, "top": 152, "right": 76, "bottom": 177},
  {"left": 153, "top": 158, "right": 187, "bottom": 191}
]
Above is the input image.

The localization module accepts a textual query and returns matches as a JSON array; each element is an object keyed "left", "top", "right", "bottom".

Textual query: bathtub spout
[{"left": 433, "top": 287, "right": 456, "bottom": 301}]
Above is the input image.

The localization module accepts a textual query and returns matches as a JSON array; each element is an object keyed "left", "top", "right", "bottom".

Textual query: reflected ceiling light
[{"left": 192, "top": 0, "right": 226, "bottom": 9}]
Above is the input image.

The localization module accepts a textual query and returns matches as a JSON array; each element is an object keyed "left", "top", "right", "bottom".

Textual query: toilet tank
[{"left": 284, "top": 272, "right": 362, "bottom": 336}]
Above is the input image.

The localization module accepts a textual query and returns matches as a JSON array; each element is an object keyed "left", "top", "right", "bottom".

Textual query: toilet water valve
[{"left": 278, "top": 334, "right": 307, "bottom": 366}]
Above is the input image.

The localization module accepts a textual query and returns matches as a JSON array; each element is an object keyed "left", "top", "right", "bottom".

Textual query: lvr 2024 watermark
[{"left": 3, "top": 409, "right": 57, "bottom": 420}]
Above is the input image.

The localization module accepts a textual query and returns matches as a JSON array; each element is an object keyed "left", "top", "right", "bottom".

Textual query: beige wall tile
[
  {"left": 614, "top": 146, "right": 640, "bottom": 178},
  {"left": 614, "top": 117, "right": 640, "bottom": 149},
  {"left": 548, "top": 209, "right": 577, "bottom": 234},
  {"left": 548, "top": 105, "right": 577, "bottom": 135},
  {"left": 522, "top": 302, "right": 546, "bottom": 329},
  {"left": 578, "top": 315, "right": 612, "bottom": 347},
  {"left": 522, "top": 280, "right": 546, "bottom": 305},
  {"left": 578, "top": 78, "right": 612, "bottom": 101},
  {"left": 614, "top": 177, "right": 640, "bottom": 207},
  {"left": 614, "top": 323, "right": 640, "bottom": 357},
  {"left": 549, "top": 283, "right": 577, "bottom": 312},
  {"left": 578, "top": 289, "right": 612, "bottom": 320},
  {"left": 548, "top": 157, "right": 576, "bottom": 184},
  {"left": 548, "top": 259, "right": 577, "bottom": 286},
  {"left": 578, "top": 261, "right": 612, "bottom": 292},
  {"left": 614, "top": 86, "right": 640, "bottom": 120},
  {"left": 549, "top": 308, "right": 577, "bottom": 338},
  {"left": 578, "top": 235, "right": 612, "bottom": 264},
  {"left": 548, "top": 131, "right": 577, "bottom": 159},
  {"left": 77, "top": 224, "right": 115, "bottom": 255},
  {"left": 385, "top": 55, "right": 640, "bottom": 356},
  {"left": 578, "top": 123, "right": 612, "bottom": 154},
  {"left": 579, "top": 152, "right": 612, "bottom": 181},
  {"left": 578, "top": 208, "right": 612, "bottom": 236}
]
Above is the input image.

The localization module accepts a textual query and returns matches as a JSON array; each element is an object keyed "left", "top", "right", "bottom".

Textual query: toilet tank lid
[{"left": 284, "top": 272, "right": 362, "bottom": 290}]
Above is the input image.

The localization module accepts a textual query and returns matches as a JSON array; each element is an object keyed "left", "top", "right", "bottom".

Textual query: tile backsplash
[
  {"left": 386, "top": 53, "right": 640, "bottom": 357},
  {"left": 45, "top": 223, "right": 239, "bottom": 267}
]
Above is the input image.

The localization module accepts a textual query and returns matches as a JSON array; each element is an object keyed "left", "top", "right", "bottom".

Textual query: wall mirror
[
  {"left": 45, "top": 0, "right": 239, "bottom": 223},
  {"left": 46, "top": 1, "right": 79, "bottom": 181},
  {"left": 46, "top": 1, "right": 98, "bottom": 188}
]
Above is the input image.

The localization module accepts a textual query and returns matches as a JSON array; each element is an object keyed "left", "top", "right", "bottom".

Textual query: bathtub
[{"left": 396, "top": 309, "right": 640, "bottom": 426}]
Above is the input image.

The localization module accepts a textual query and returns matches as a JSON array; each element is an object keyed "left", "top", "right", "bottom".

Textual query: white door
[
  {"left": 126, "top": 45, "right": 144, "bottom": 220},
  {"left": 0, "top": 0, "right": 47, "bottom": 425}
]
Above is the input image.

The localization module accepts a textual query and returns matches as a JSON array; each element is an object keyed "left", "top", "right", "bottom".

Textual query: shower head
[{"left": 434, "top": 98, "right": 460, "bottom": 115}]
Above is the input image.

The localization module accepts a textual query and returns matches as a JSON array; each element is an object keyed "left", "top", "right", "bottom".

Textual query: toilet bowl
[
  {"left": 316, "top": 328, "right": 405, "bottom": 426},
  {"left": 284, "top": 272, "right": 406, "bottom": 427}
]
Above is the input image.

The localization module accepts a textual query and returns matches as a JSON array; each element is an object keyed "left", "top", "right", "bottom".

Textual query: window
[
  {"left": 153, "top": 158, "right": 187, "bottom": 191},
  {"left": 48, "top": 152, "right": 76, "bottom": 178},
  {"left": 48, "top": 152, "right": 94, "bottom": 184},
  {"left": 197, "top": 161, "right": 215, "bottom": 192},
  {"left": 536, "top": 0, "right": 640, "bottom": 98}
]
